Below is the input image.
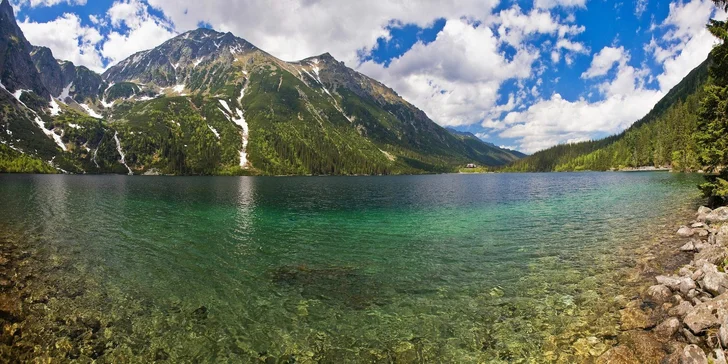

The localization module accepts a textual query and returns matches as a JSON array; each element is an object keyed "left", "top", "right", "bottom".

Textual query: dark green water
[{"left": 0, "top": 172, "right": 704, "bottom": 362}]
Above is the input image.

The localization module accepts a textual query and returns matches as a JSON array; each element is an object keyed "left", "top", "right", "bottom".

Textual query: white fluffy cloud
[
  {"left": 581, "top": 46, "right": 626, "bottom": 79},
  {"left": 17, "top": 0, "right": 175, "bottom": 72},
  {"left": 496, "top": 0, "right": 725, "bottom": 153},
  {"left": 496, "top": 57, "right": 663, "bottom": 153},
  {"left": 145, "top": 0, "right": 500, "bottom": 63},
  {"left": 19, "top": 13, "right": 104, "bottom": 72},
  {"left": 649, "top": 0, "right": 725, "bottom": 91},
  {"left": 360, "top": 18, "right": 541, "bottom": 127},
  {"left": 101, "top": 0, "right": 176, "bottom": 65}
]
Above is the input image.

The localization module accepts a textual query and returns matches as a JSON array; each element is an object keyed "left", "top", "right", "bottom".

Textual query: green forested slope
[{"left": 505, "top": 59, "right": 710, "bottom": 172}]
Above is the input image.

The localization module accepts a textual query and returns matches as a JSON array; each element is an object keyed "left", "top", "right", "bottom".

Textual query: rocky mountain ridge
[{"left": 0, "top": 0, "right": 523, "bottom": 175}]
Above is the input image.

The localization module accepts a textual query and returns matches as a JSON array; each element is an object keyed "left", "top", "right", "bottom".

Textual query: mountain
[
  {"left": 505, "top": 58, "right": 710, "bottom": 172},
  {"left": 0, "top": 3, "right": 524, "bottom": 175},
  {"left": 446, "top": 128, "right": 526, "bottom": 164},
  {"left": 0, "top": 0, "right": 48, "bottom": 99},
  {"left": 30, "top": 46, "right": 107, "bottom": 104}
]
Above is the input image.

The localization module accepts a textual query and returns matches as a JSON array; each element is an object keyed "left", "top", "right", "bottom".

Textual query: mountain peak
[
  {"left": 0, "top": 0, "right": 49, "bottom": 98},
  {"left": 300, "top": 52, "right": 336, "bottom": 64},
  {"left": 182, "top": 28, "right": 222, "bottom": 39},
  {"left": 0, "top": 0, "right": 11, "bottom": 13}
]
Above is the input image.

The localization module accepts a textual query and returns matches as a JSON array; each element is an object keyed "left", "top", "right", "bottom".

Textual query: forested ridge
[{"left": 504, "top": 59, "right": 710, "bottom": 172}]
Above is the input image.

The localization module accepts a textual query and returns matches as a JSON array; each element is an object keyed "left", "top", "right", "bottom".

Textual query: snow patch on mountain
[
  {"left": 219, "top": 99, "right": 232, "bottom": 114},
  {"left": 80, "top": 104, "right": 103, "bottom": 119},
  {"left": 58, "top": 82, "right": 72, "bottom": 102},
  {"left": 49, "top": 98, "right": 61, "bottom": 116},
  {"left": 207, "top": 124, "right": 220, "bottom": 139},
  {"left": 0, "top": 83, "right": 67, "bottom": 151}
]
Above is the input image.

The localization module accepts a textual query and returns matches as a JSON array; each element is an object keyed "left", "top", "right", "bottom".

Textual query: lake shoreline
[{"left": 598, "top": 205, "right": 728, "bottom": 363}]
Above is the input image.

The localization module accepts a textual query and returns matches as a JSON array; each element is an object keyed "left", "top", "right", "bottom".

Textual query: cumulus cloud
[
  {"left": 359, "top": 17, "right": 542, "bottom": 127},
  {"left": 145, "top": 0, "right": 500, "bottom": 63},
  {"left": 496, "top": 54, "right": 664, "bottom": 153},
  {"left": 581, "top": 46, "right": 627, "bottom": 79},
  {"left": 100, "top": 0, "right": 176, "bottom": 65},
  {"left": 18, "top": 0, "right": 175, "bottom": 72},
  {"left": 494, "top": 0, "right": 726, "bottom": 153},
  {"left": 494, "top": 6, "right": 585, "bottom": 47},
  {"left": 19, "top": 13, "right": 104, "bottom": 72},
  {"left": 648, "top": 0, "right": 726, "bottom": 91}
]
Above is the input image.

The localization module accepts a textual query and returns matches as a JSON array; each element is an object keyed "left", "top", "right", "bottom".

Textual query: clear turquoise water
[{"left": 0, "top": 172, "right": 704, "bottom": 362}]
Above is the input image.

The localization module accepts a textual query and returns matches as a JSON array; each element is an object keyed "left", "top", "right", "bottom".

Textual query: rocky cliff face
[
  {"left": 30, "top": 46, "right": 106, "bottom": 103},
  {"left": 0, "top": 0, "right": 48, "bottom": 99}
]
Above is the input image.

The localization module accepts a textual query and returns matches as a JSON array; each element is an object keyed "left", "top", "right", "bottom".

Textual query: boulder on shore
[
  {"left": 678, "top": 226, "right": 695, "bottom": 237},
  {"left": 668, "top": 301, "right": 694, "bottom": 318},
  {"left": 702, "top": 270, "right": 728, "bottom": 296},
  {"left": 698, "top": 206, "right": 713, "bottom": 215},
  {"left": 681, "top": 345, "right": 708, "bottom": 364},
  {"left": 683, "top": 292, "right": 728, "bottom": 334},
  {"left": 695, "top": 246, "right": 728, "bottom": 265},
  {"left": 706, "top": 207, "right": 728, "bottom": 224}
]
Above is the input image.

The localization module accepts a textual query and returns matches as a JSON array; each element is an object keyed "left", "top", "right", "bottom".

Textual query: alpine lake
[{"left": 0, "top": 172, "right": 704, "bottom": 362}]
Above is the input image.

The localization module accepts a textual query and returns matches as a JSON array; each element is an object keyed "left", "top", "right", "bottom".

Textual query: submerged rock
[
  {"left": 653, "top": 317, "right": 681, "bottom": 340},
  {"left": 271, "top": 265, "right": 384, "bottom": 309},
  {"left": 619, "top": 331, "right": 666, "bottom": 363},
  {"left": 620, "top": 306, "right": 656, "bottom": 330},
  {"left": 192, "top": 306, "right": 208, "bottom": 321},
  {"left": 154, "top": 348, "right": 170, "bottom": 361},
  {"left": 596, "top": 345, "right": 639, "bottom": 364},
  {"left": 647, "top": 285, "right": 672, "bottom": 303}
]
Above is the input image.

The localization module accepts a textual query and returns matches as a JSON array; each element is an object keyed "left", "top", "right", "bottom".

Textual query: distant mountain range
[{"left": 0, "top": 0, "right": 523, "bottom": 175}]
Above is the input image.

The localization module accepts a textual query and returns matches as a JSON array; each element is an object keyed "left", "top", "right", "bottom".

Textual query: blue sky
[{"left": 11, "top": 0, "right": 725, "bottom": 153}]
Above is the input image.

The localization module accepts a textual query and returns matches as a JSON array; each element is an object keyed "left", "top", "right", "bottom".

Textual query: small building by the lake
[{"left": 466, "top": 163, "right": 477, "bottom": 168}]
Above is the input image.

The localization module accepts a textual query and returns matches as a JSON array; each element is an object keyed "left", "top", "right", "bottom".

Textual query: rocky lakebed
[
  {"left": 598, "top": 205, "right": 728, "bottom": 363},
  {"left": 0, "top": 191, "right": 720, "bottom": 363}
]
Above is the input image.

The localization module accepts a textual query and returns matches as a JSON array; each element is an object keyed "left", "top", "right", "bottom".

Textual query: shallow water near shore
[{"left": 0, "top": 172, "right": 705, "bottom": 362}]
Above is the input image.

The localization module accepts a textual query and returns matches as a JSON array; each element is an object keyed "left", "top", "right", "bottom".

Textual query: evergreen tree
[{"left": 696, "top": 1, "right": 728, "bottom": 205}]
